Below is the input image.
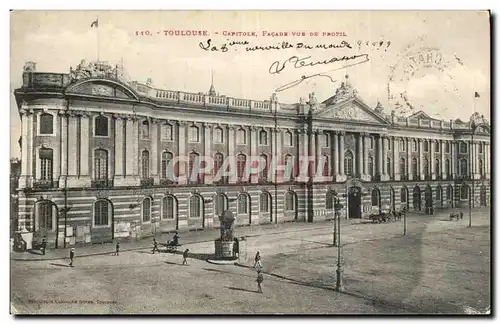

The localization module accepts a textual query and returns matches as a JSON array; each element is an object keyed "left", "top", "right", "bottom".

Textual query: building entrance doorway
[{"left": 348, "top": 187, "right": 362, "bottom": 219}]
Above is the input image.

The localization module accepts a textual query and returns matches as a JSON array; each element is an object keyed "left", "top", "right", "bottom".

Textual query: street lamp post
[
  {"left": 331, "top": 190, "right": 345, "bottom": 292},
  {"left": 403, "top": 207, "right": 407, "bottom": 236}
]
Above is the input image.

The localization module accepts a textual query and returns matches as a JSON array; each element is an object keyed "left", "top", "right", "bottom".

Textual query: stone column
[
  {"left": 275, "top": 129, "right": 282, "bottom": 183},
  {"left": 419, "top": 139, "right": 424, "bottom": 180},
  {"left": 393, "top": 137, "right": 399, "bottom": 181},
  {"left": 27, "top": 110, "right": 34, "bottom": 184},
  {"left": 451, "top": 141, "right": 457, "bottom": 178},
  {"left": 19, "top": 109, "right": 29, "bottom": 188},
  {"left": 66, "top": 114, "right": 79, "bottom": 187},
  {"left": 58, "top": 112, "right": 68, "bottom": 187},
  {"left": 204, "top": 123, "right": 213, "bottom": 184},
  {"left": 382, "top": 136, "right": 388, "bottom": 178},
  {"left": 407, "top": 137, "right": 412, "bottom": 180},
  {"left": 228, "top": 125, "right": 236, "bottom": 184},
  {"left": 250, "top": 126, "right": 258, "bottom": 183},
  {"left": 311, "top": 129, "right": 318, "bottom": 180},
  {"left": 430, "top": 139, "right": 436, "bottom": 180},
  {"left": 178, "top": 121, "right": 187, "bottom": 185},
  {"left": 339, "top": 132, "right": 345, "bottom": 177},
  {"left": 357, "top": 133, "right": 363, "bottom": 176},
  {"left": 113, "top": 115, "right": 125, "bottom": 185},
  {"left": 125, "top": 118, "right": 135, "bottom": 178},
  {"left": 441, "top": 140, "right": 446, "bottom": 179},
  {"left": 485, "top": 143, "right": 490, "bottom": 179},
  {"left": 80, "top": 113, "right": 90, "bottom": 178},
  {"left": 377, "top": 135, "right": 383, "bottom": 177},
  {"left": 132, "top": 118, "right": 139, "bottom": 177},
  {"left": 333, "top": 132, "right": 339, "bottom": 178},
  {"left": 151, "top": 119, "right": 159, "bottom": 183},
  {"left": 363, "top": 133, "right": 369, "bottom": 179}
]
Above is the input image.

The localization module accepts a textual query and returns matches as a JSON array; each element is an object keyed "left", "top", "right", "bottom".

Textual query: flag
[
  {"left": 474, "top": 91, "right": 480, "bottom": 98},
  {"left": 91, "top": 19, "right": 98, "bottom": 28}
]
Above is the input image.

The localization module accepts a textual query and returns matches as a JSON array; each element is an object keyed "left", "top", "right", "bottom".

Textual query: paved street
[{"left": 10, "top": 208, "right": 491, "bottom": 314}]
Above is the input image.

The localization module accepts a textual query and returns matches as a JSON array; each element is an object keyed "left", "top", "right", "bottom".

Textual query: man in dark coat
[
  {"left": 69, "top": 248, "right": 75, "bottom": 267},
  {"left": 40, "top": 239, "right": 47, "bottom": 255},
  {"left": 182, "top": 248, "right": 190, "bottom": 265},
  {"left": 152, "top": 238, "right": 160, "bottom": 254},
  {"left": 256, "top": 269, "right": 264, "bottom": 293},
  {"left": 114, "top": 242, "right": 120, "bottom": 256}
]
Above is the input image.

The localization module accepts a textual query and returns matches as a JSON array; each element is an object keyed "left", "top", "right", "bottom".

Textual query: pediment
[
  {"left": 315, "top": 99, "right": 389, "bottom": 125},
  {"left": 65, "top": 79, "right": 139, "bottom": 100},
  {"left": 409, "top": 110, "right": 433, "bottom": 120}
]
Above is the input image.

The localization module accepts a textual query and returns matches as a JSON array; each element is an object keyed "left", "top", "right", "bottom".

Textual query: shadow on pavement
[
  {"left": 226, "top": 286, "right": 260, "bottom": 294},
  {"left": 164, "top": 261, "right": 181, "bottom": 266},
  {"left": 49, "top": 263, "right": 71, "bottom": 267}
]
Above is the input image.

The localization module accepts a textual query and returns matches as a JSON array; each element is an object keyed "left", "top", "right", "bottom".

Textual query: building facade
[{"left": 14, "top": 61, "right": 491, "bottom": 248}]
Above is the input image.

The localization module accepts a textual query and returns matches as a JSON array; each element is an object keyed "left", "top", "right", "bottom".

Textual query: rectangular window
[{"left": 189, "top": 126, "right": 199, "bottom": 142}]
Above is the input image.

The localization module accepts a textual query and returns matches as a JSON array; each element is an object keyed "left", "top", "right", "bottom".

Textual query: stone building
[{"left": 13, "top": 60, "right": 491, "bottom": 248}]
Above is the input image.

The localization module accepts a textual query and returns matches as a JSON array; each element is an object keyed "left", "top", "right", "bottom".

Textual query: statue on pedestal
[{"left": 219, "top": 210, "right": 235, "bottom": 242}]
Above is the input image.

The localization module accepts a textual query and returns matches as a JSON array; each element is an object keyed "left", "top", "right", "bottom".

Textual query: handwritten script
[{"left": 270, "top": 54, "right": 370, "bottom": 92}]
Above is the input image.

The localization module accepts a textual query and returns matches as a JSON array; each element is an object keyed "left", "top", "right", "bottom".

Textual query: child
[
  {"left": 182, "top": 248, "right": 190, "bottom": 265},
  {"left": 40, "top": 239, "right": 47, "bottom": 255}
]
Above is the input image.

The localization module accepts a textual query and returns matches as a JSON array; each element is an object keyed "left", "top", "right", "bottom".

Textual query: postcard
[{"left": 10, "top": 10, "right": 491, "bottom": 315}]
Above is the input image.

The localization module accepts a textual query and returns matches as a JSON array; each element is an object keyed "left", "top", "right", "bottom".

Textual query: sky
[{"left": 9, "top": 10, "right": 491, "bottom": 158}]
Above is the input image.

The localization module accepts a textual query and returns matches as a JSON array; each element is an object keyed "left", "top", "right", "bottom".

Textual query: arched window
[
  {"left": 435, "top": 159, "right": 440, "bottom": 175},
  {"left": 423, "top": 158, "right": 429, "bottom": 176},
  {"left": 94, "top": 149, "right": 108, "bottom": 181},
  {"left": 460, "top": 185, "right": 470, "bottom": 200},
  {"left": 371, "top": 188, "right": 380, "bottom": 207},
  {"left": 368, "top": 156, "right": 374, "bottom": 176},
  {"left": 423, "top": 140, "right": 429, "bottom": 152},
  {"left": 237, "top": 153, "right": 247, "bottom": 181},
  {"left": 399, "top": 158, "right": 406, "bottom": 175},
  {"left": 413, "top": 186, "right": 421, "bottom": 210},
  {"left": 284, "top": 131, "right": 293, "bottom": 146},
  {"left": 189, "top": 195, "right": 203, "bottom": 218},
  {"left": 213, "top": 127, "right": 223, "bottom": 144},
  {"left": 436, "top": 185, "right": 442, "bottom": 200},
  {"left": 142, "top": 197, "right": 151, "bottom": 222},
  {"left": 446, "top": 185, "right": 453, "bottom": 200},
  {"left": 344, "top": 150, "right": 354, "bottom": 176},
  {"left": 37, "top": 201, "right": 54, "bottom": 231},
  {"left": 459, "top": 142, "right": 468, "bottom": 154},
  {"left": 401, "top": 187, "right": 408, "bottom": 203},
  {"left": 161, "top": 123, "right": 173, "bottom": 141},
  {"left": 141, "top": 150, "right": 150, "bottom": 178},
  {"left": 479, "top": 159, "right": 484, "bottom": 175},
  {"left": 189, "top": 152, "right": 200, "bottom": 183},
  {"left": 39, "top": 113, "right": 54, "bottom": 135},
  {"left": 459, "top": 159, "right": 468, "bottom": 176},
  {"left": 259, "top": 154, "right": 268, "bottom": 181},
  {"left": 445, "top": 159, "right": 450, "bottom": 176},
  {"left": 386, "top": 157, "right": 392, "bottom": 176},
  {"left": 411, "top": 158, "right": 418, "bottom": 175},
  {"left": 260, "top": 192, "right": 271, "bottom": 213},
  {"left": 189, "top": 125, "right": 199, "bottom": 142},
  {"left": 214, "top": 153, "right": 224, "bottom": 179},
  {"left": 322, "top": 155, "right": 330, "bottom": 177},
  {"left": 237, "top": 193, "right": 249, "bottom": 214},
  {"left": 259, "top": 130, "right": 268, "bottom": 145},
  {"left": 400, "top": 139, "right": 405, "bottom": 151},
  {"left": 284, "top": 154, "right": 294, "bottom": 181},
  {"left": 162, "top": 195, "right": 176, "bottom": 220},
  {"left": 141, "top": 120, "right": 150, "bottom": 139},
  {"left": 214, "top": 193, "right": 227, "bottom": 216},
  {"left": 161, "top": 151, "right": 174, "bottom": 180},
  {"left": 285, "top": 191, "right": 296, "bottom": 211},
  {"left": 236, "top": 128, "right": 246, "bottom": 145},
  {"left": 39, "top": 148, "right": 54, "bottom": 180},
  {"left": 94, "top": 199, "right": 111, "bottom": 226},
  {"left": 326, "top": 190, "right": 335, "bottom": 209},
  {"left": 95, "top": 115, "right": 108, "bottom": 136}
]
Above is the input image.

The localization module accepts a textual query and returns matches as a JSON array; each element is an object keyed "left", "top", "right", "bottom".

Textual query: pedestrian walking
[
  {"left": 254, "top": 250, "right": 262, "bottom": 268},
  {"left": 40, "top": 239, "right": 47, "bottom": 255},
  {"left": 182, "top": 248, "right": 190, "bottom": 265},
  {"left": 69, "top": 248, "right": 75, "bottom": 267},
  {"left": 233, "top": 237, "right": 240, "bottom": 259},
  {"left": 460, "top": 211, "right": 464, "bottom": 220},
  {"left": 152, "top": 238, "right": 161, "bottom": 254},
  {"left": 256, "top": 269, "right": 264, "bottom": 293},
  {"left": 114, "top": 242, "right": 120, "bottom": 256}
]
